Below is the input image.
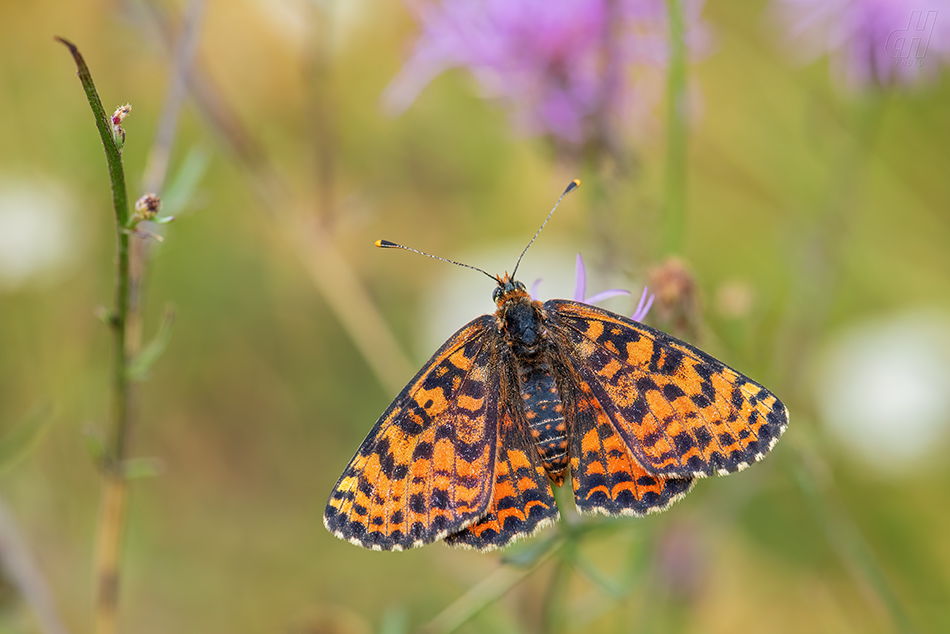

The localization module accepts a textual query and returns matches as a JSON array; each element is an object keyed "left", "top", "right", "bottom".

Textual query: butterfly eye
[
  {"left": 492, "top": 287, "right": 502, "bottom": 302},
  {"left": 515, "top": 281, "right": 526, "bottom": 291}
]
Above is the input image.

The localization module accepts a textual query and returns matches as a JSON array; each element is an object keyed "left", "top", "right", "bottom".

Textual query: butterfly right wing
[
  {"left": 546, "top": 300, "right": 788, "bottom": 479},
  {"left": 324, "top": 316, "right": 500, "bottom": 551}
]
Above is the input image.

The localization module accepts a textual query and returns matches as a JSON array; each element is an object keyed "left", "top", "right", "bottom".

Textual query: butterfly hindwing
[
  {"left": 325, "top": 280, "right": 789, "bottom": 551},
  {"left": 558, "top": 362, "right": 695, "bottom": 516},
  {"left": 546, "top": 300, "right": 789, "bottom": 479},
  {"left": 445, "top": 401, "right": 559, "bottom": 551},
  {"left": 324, "top": 316, "right": 500, "bottom": 550}
]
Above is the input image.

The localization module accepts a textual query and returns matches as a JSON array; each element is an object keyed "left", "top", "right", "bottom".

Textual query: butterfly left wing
[
  {"left": 324, "top": 316, "right": 500, "bottom": 550},
  {"left": 545, "top": 300, "right": 788, "bottom": 479}
]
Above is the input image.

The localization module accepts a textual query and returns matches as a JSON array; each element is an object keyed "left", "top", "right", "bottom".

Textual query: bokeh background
[{"left": 1, "top": 0, "right": 949, "bottom": 632}]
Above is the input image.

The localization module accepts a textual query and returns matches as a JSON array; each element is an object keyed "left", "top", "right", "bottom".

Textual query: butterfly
[{"left": 324, "top": 180, "right": 789, "bottom": 551}]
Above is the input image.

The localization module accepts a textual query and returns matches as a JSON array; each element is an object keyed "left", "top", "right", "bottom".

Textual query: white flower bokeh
[
  {"left": 814, "top": 309, "right": 950, "bottom": 476},
  {"left": 0, "top": 178, "right": 83, "bottom": 292}
]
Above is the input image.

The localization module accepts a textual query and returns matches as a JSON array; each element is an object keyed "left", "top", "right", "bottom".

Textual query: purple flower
[
  {"left": 532, "top": 253, "right": 654, "bottom": 322},
  {"left": 383, "top": 0, "right": 709, "bottom": 145},
  {"left": 771, "top": 0, "right": 950, "bottom": 89},
  {"left": 630, "top": 284, "right": 655, "bottom": 322}
]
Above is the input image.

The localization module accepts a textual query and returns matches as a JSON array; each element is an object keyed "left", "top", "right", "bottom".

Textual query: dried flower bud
[
  {"left": 133, "top": 192, "right": 161, "bottom": 222},
  {"left": 647, "top": 257, "right": 701, "bottom": 340},
  {"left": 111, "top": 103, "right": 132, "bottom": 150}
]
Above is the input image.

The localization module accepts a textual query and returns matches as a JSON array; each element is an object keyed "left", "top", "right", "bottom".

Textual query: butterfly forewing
[
  {"left": 324, "top": 316, "right": 500, "bottom": 550},
  {"left": 545, "top": 300, "right": 789, "bottom": 479},
  {"left": 325, "top": 274, "right": 789, "bottom": 551}
]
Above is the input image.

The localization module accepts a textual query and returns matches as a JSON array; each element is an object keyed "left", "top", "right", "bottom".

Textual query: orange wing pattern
[
  {"left": 445, "top": 403, "right": 558, "bottom": 551},
  {"left": 325, "top": 290, "right": 789, "bottom": 551},
  {"left": 546, "top": 300, "right": 789, "bottom": 479},
  {"left": 563, "top": 366, "right": 695, "bottom": 516},
  {"left": 324, "top": 316, "right": 499, "bottom": 550}
]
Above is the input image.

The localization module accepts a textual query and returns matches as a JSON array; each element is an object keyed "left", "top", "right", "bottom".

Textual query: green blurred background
[{"left": 0, "top": 0, "right": 948, "bottom": 632}]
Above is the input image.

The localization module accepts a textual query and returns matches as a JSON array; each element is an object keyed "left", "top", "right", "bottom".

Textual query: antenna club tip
[
  {"left": 565, "top": 179, "right": 581, "bottom": 194},
  {"left": 375, "top": 239, "right": 396, "bottom": 248}
]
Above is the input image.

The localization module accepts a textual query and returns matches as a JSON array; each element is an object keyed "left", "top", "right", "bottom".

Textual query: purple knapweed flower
[
  {"left": 383, "top": 0, "right": 710, "bottom": 145},
  {"left": 532, "top": 253, "right": 654, "bottom": 322},
  {"left": 771, "top": 0, "right": 950, "bottom": 89},
  {"left": 631, "top": 284, "right": 655, "bottom": 323}
]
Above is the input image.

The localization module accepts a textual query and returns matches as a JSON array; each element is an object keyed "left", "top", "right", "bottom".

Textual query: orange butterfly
[{"left": 324, "top": 180, "right": 788, "bottom": 551}]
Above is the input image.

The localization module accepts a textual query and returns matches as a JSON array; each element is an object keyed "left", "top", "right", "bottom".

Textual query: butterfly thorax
[{"left": 495, "top": 279, "right": 569, "bottom": 486}]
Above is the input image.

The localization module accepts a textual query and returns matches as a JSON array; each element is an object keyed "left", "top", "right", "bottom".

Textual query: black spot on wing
[{"left": 412, "top": 441, "right": 433, "bottom": 460}]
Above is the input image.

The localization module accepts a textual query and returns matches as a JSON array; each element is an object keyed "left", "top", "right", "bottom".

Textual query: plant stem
[
  {"left": 421, "top": 544, "right": 560, "bottom": 634},
  {"left": 662, "top": 0, "right": 688, "bottom": 255},
  {"left": 795, "top": 460, "right": 916, "bottom": 633},
  {"left": 142, "top": 0, "right": 206, "bottom": 193},
  {"left": 540, "top": 546, "right": 575, "bottom": 634},
  {"left": 141, "top": 2, "right": 415, "bottom": 394},
  {"left": 0, "top": 496, "right": 71, "bottom": 634},
  {"left": 56, "top": 37, "right": 132, "bottom": 634}
]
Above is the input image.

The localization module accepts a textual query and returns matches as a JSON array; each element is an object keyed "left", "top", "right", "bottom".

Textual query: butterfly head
[{"left": 493, "top": 273, "right": 530, "bottom": 306}]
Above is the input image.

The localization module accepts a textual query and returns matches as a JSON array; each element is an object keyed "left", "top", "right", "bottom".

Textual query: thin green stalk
[
  {"left": 0, "top": 495, "right": 70, "bottom": 634},
  {"left": 55, "top": 39, "right": 131, "bottom": 232},
  {"left": 141, "top": 3, "right": 415, "bottom": 394},
  {"left": 142, "top": 0, "right": 206, "bottom": 193},
  {"left": 794, "top": 463, "right": 916, "bottom": 634},
  {"left": 540, "top": 545, "right": 575, "bottom": 634},
  {"left": 57, "top": 37, "right": 132, "bottom": 634},
  {"left": 662, "top": 0, "right": 688, "bottom": 255},
  {"left": 56, "top": 38, "right": 132, "bottom": 461},
  {"left": 421, "top": 544, "right": 561, "bottom": 634}
]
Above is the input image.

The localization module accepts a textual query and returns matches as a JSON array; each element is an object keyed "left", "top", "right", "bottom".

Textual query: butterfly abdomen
[
  {"left": 500, "top": 295, "right": 570, "bottom": 485},
  {"left": 518, "top": 361, "right": 569, "bottom": 485}
]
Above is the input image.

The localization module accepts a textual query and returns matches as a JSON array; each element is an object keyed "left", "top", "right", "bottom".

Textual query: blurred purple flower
[
  {"left": 383, "top": 0, "right": 710, "bottom": 145},
  {"left": 772, "top": 0, "right": 950, "bottom": 89},
  {"left": 532, "top": 253, "right": 654, "bottom": 321}
]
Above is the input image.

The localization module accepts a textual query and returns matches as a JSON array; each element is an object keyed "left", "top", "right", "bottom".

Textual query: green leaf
[
  {"left": 0, "top": 404, "right": 53, "bottom": 476},
  {"left": 94, "top": 305, "right": 117, "bottom": 327},
  {"left": 379, "top": 605, "right": 409, "bottom": 634},
  {"left": 127, "top": 305, "right": 176, "bottom": 381},
  {"left": 82, "top": 425, "right": 106, "bottom": 467},
  {"left": 161, "top": 145, "right": 212, "bottom": 217},
  {"left": 55, "top": 37, "right": 130, "bottom": 228},
  {"left": 573, "top": 553, "right": 626, "bottom": 599},
  {"left": 122, "top": 457, "right": 164, "bottom": 480}
]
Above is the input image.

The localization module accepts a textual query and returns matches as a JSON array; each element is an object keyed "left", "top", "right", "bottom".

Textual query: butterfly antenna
[
  {"left": 375, "top": 239, "right": 498, "bottom": 282},
  {"left": 511, "top": 179, "right": 580, "bottom": 279}
]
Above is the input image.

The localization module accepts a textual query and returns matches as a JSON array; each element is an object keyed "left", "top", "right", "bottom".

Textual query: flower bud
[
  {"left": 647, "top": 257, "right": 701, "bottom": 340},
  {"left": 132, "top": 192, "right": 161, "bottom": 222},
  {"left": 111, "top": 103, "right": 131, "bottom": 150}
]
